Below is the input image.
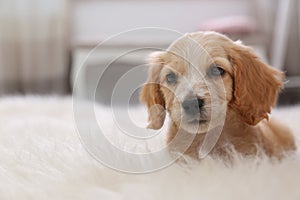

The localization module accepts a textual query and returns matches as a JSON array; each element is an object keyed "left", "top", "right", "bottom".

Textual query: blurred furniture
[
  {"left": 71, "top": 36, "right": 172, "bottom": 105},
  {"left": 71, "top": 0, "right": 260, "bottom": 104},
  {"left": 71, "top": 0, "right": 300, "bottom": 105},
  {"left": 271, "top": 0, "right": 293, "bottom": 70},
  {"left": 271, "top": 0, "right": 300, "bottom": 81},
  {"left": 271, "top": 0, "right": 300, "bottom": 105}
]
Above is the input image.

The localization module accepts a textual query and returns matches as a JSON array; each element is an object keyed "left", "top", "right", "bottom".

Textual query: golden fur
[{"left": 140, "top": 31, "right": 296, "bottom": 159}]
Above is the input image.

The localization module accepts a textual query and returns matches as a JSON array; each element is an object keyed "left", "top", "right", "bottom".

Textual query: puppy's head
[{"left": 140, "top": 32, "right": 283, "bottom": 133}]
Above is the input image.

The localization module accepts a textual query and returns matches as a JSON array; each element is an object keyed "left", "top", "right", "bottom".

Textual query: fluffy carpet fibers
[{"left": 0, "top": 96, "right": 299, "bottom": 200}]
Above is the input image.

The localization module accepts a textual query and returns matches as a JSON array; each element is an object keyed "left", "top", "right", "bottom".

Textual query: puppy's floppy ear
[
  {"left": 226, "top": 42, "right": 284, "bottom": 125},
  {"left": 140, "top": 52, "right": 166, "bottom": 129}
]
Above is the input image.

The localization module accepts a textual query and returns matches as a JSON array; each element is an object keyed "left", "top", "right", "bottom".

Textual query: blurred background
[{"left": 0, "top": 0, "right": 299, "bottom": 105}]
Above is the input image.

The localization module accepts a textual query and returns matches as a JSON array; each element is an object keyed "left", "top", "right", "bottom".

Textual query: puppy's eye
[
  {"left": 166, "top": 72, "right": 178, "bottom": 84},
  {"left": 208, "top": 65, "right": 225, "bottom": 77}
]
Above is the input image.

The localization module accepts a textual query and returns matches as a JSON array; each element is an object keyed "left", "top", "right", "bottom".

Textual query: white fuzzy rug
[{"left": 0, "top": 96, "right": 300, "bottom": 200}]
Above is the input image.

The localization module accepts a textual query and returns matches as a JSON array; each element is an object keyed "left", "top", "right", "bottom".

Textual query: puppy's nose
[{"left": 182, "top": 98, "right": 204, "bottom": 115}]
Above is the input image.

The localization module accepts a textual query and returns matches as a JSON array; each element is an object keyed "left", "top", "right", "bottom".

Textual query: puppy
[{"left": 140, "top": 31, "right": 296, "bottom": 159}]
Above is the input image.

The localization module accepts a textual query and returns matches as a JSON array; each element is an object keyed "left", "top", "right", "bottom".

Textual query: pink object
[{"left": 198, "top": 15, "right": 257, "bottom": 34}]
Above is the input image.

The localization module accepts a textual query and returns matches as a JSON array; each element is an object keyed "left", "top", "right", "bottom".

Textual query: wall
[{"left": 71, "top": 0, "right": 252, "bottom": 41}]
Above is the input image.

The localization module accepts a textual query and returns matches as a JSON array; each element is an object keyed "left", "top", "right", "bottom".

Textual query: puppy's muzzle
[{"left": 182, "top": 98, "right": 204, "bottom": 116}]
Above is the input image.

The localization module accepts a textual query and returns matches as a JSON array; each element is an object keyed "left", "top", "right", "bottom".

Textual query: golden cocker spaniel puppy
[{"left": 140, "top": 31, "right": 296, "bottom": 159}]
